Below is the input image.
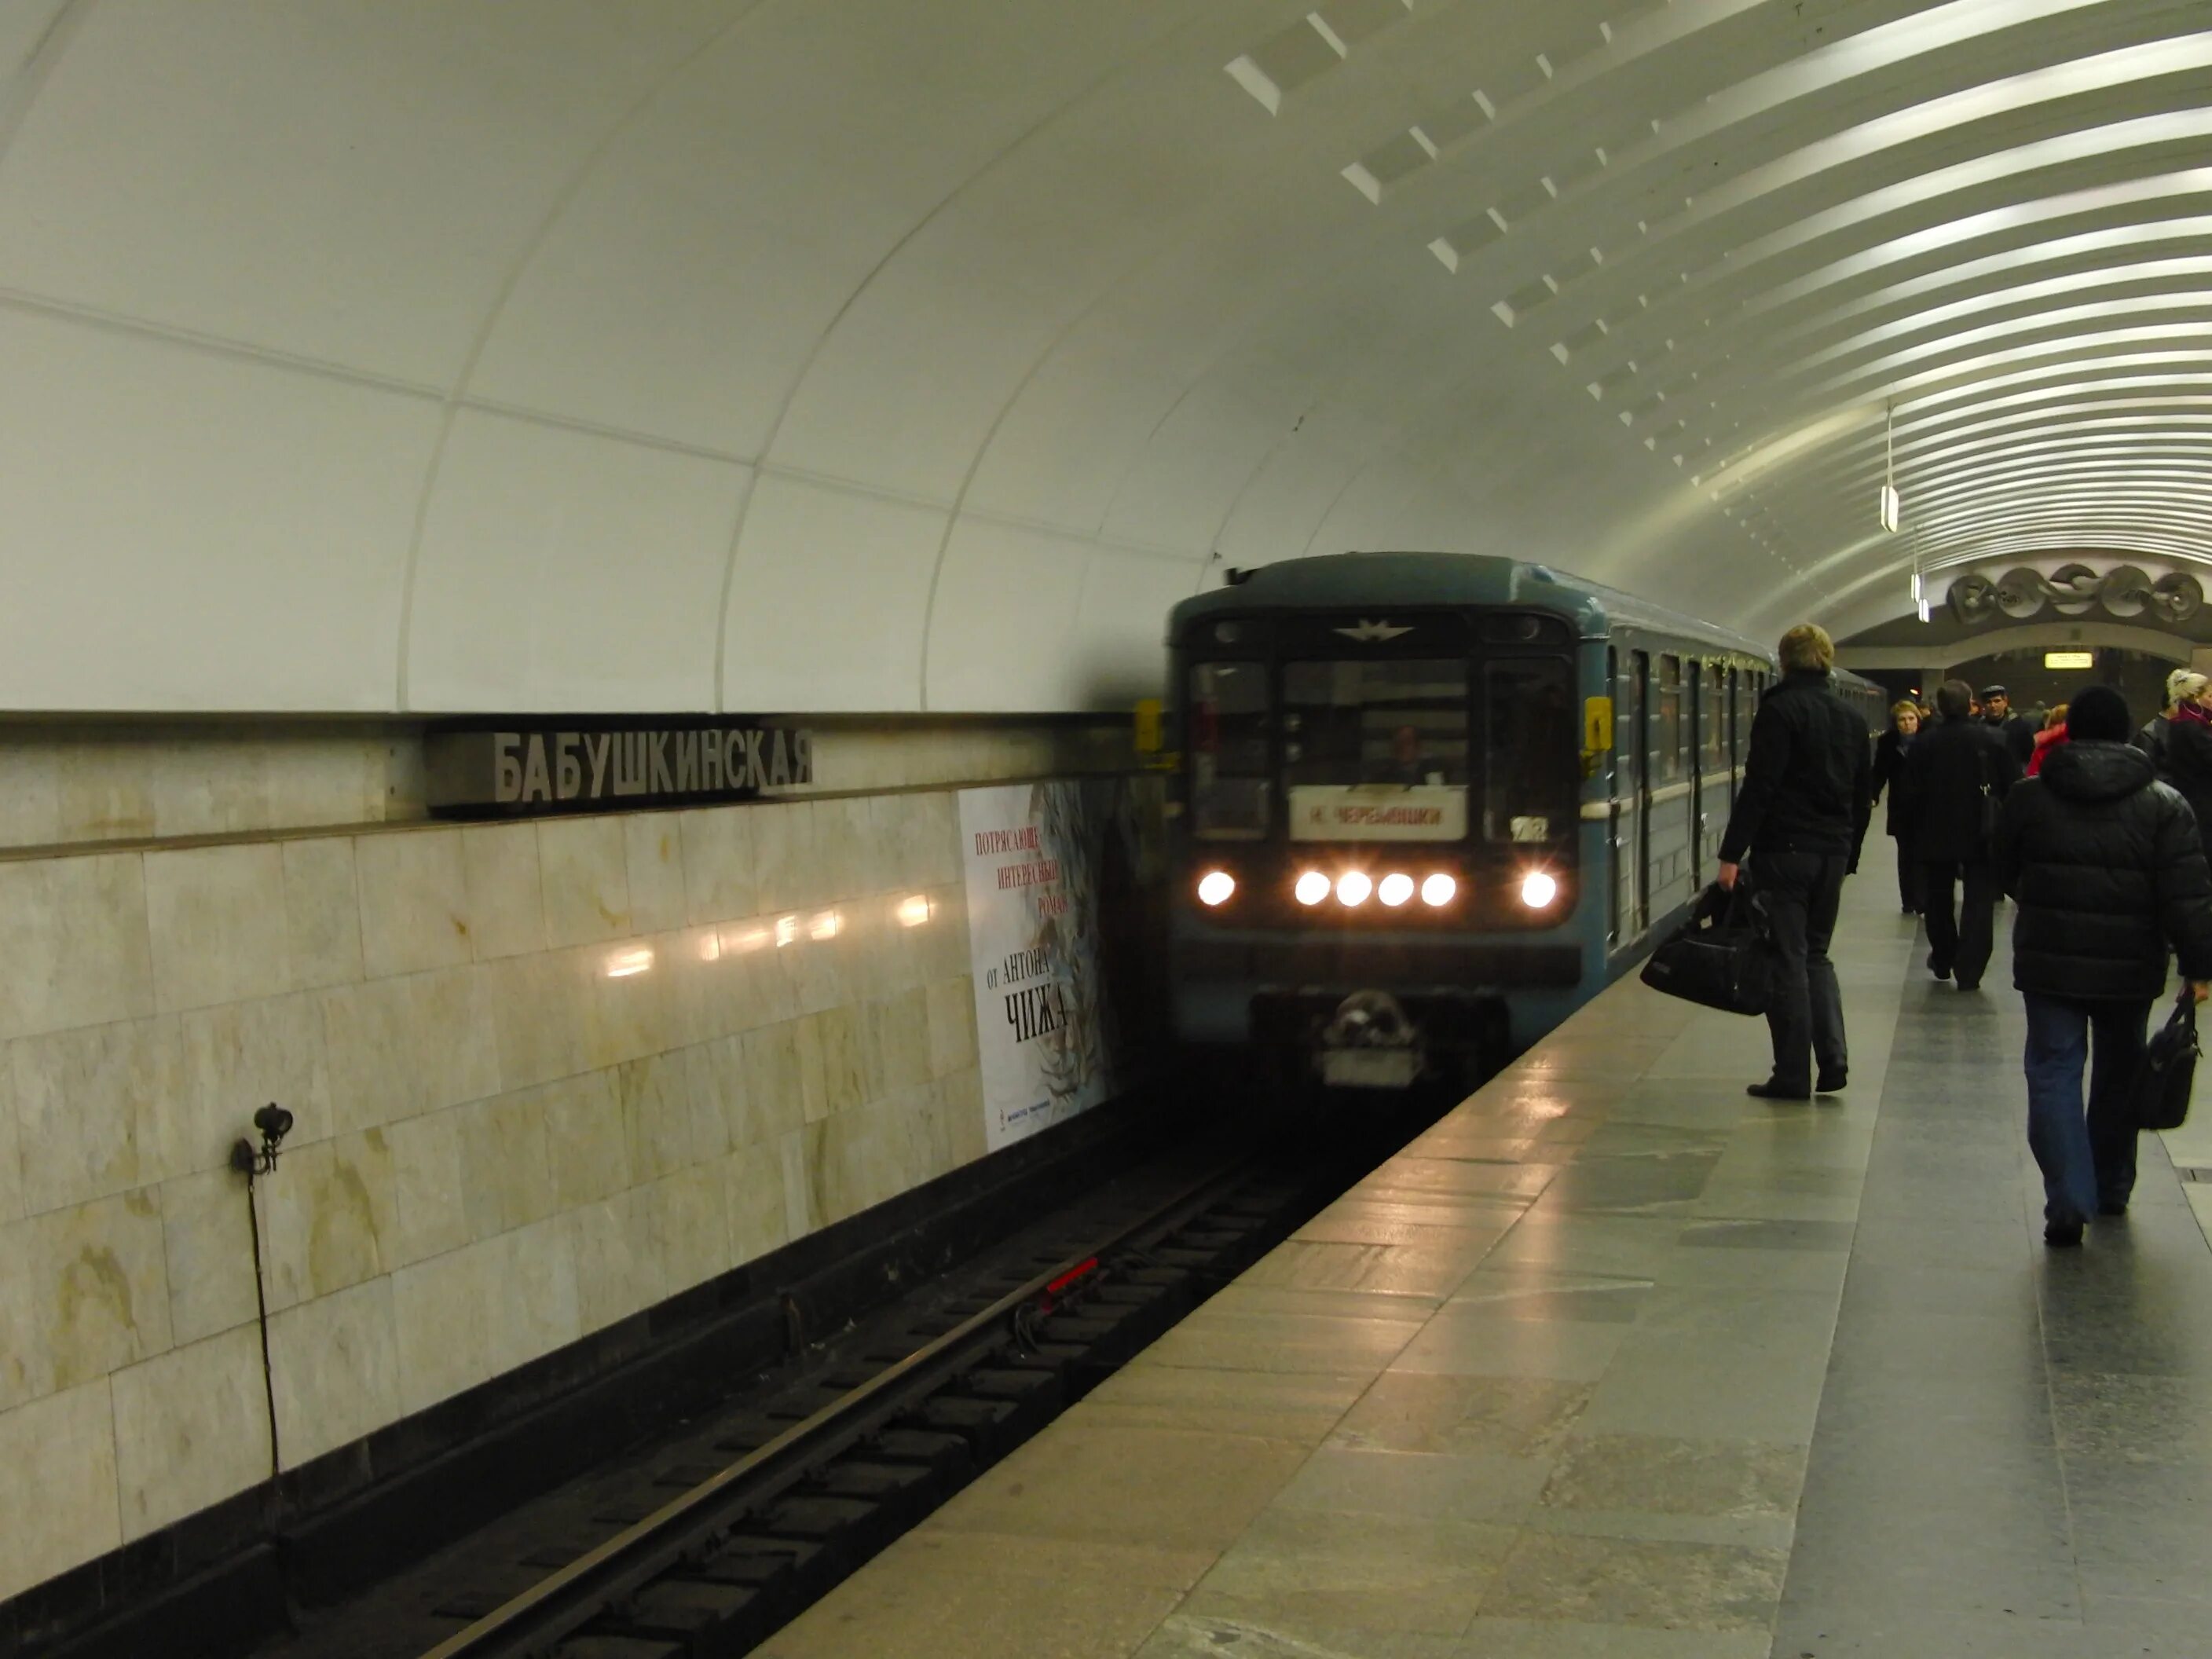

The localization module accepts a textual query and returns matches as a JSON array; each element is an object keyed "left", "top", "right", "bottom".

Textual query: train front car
[{"left": 1164, "top": 553, "right": 1606, "bottom": 1101}]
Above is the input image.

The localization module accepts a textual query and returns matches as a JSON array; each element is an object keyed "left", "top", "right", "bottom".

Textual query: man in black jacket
[
  {"left": 1717, "top": 624, "right": 1873, "bottom": 1101},
  {"left": 1979, "top": 684, "right": 2037, "bottom": 768},
  {"left": 1994, "top": 685, "right": 2212, "bottom": 1246},
  {"left": 1906, "top": 679, "right": 2023, "bottom": 991}
]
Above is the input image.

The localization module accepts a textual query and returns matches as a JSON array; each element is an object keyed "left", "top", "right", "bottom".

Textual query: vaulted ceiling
[{"left": 0, "top": 0, "right": 2203, "bottom": 712}]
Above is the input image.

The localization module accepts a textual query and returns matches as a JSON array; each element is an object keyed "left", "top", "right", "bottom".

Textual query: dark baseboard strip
[{"left": 3, "top": 1088, "right": 1177, "bottom": 1659}]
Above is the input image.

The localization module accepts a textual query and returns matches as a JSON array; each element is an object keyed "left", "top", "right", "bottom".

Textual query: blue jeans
[{"left": 2023, "top": 994, "right": 2151, "bottom": 1226}]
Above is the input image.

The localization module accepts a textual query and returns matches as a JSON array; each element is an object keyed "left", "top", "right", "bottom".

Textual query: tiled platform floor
[{"left": 760, "top": 866, "right": 2212, "bottom": 1659}]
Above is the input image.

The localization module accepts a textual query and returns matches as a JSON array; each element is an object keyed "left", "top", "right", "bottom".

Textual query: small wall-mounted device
[{"left": 229, "top": 1102, "right": 295, "bottom": 1177}]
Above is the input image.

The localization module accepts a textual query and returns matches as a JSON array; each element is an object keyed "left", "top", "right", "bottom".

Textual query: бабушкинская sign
[{"left": 425, "top": 721, "right": 812, "bottom": 818}]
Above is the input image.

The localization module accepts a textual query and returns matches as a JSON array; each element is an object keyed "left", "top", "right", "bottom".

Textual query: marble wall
[{"left": 0, "top": 784, "right": 1022, "bottom": 1604}]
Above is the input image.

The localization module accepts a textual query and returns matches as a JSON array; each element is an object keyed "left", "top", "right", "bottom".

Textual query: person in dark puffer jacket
[{"left": 1993, "top": 685, "right": 2212, "bottom": 1247}]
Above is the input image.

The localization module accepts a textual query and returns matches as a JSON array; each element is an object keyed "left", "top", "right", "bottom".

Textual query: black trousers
[
  {"left": 1754, "top": 847, "right": 1848, "bottom": 1090},
  {"left": 1892, "top": 834, "right": 1924, "bottom": 912},
  {"left": 1923, "top": 859, "right": 1998, "bottom": 988}
]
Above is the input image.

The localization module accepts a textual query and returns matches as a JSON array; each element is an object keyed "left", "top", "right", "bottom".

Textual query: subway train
[{"left": 1163, "top": 551, "right": 1887, "bottom": 1096}]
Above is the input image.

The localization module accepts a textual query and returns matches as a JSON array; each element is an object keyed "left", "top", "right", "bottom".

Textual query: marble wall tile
[
  {"left": 262, "top": 734, "right": 385, "bottom": 831},
  {"left": 568, "top": 1192, "right": 655, "bottom": 1339},
  {"left": 144, "top": 742, "right": 274, "bottom": 840},
  {"left": 159, "top": 1167, "right": 259, "bottom": 1347},
  {"left": 385, "top": 1107, "right": 470, "bottom": 1270},
  {"left": 56, "top": 738, "right": 159, "bottom": 842},
  {"left": 911, "top": 884, "right": 971, "bottom": 983},
  {"left": 677, "top": 808, "right": 754, "bottom": 925},
  {"left": 752, "top": 802, "right": 819, "bottom": 914},
  {"left": 617, "top": 1053, "right": 695, "bottom": 1185},
  {"left": 870, "top": 987, "right": 933, "bottom": 1097},
  {"left": 269, "top": 1275, "right": 401, "bottom": 1468},
  {"left": 0, "top": 1053, "right": 22, "bottom": 1225},
  {"left": 257, "top": 1128, "right": 396, "bottom": 1310},
  {"left": 483, "top": 950, "right": 590, "bottom": 1093},
  {"left": 782, "top": 925, "right": 850, "bottom": 1020},
  {"left": 486, "top": 1217, "right": 581, "bottom": 1378},
  {"left": 0, "top": 1217, "right": 41, "bottom": 1409},
  {"left": 538, "top": 817, "right": 632, "bottom": 948},
  {"left": 320, "top": 965, "right": 499, "bottom": 1133},
  {"left": 540, "top": 1070, "right": 631, "bottom": 1212},
  {"left": 624, "top": 815, "right": 687, "bottom": 934},
  {"left": 111, "top": 1324, "right": 269, "bottom": 1541},
  {"left": 865, "top": 795, "right": 917, "bottom": 900},
  {"left": 926, "top": 976, "right": 980, "bottom": 1079},
  {"left": 723, "top": 1142, "right": 789, "bottom": 1266},
  {"left": 31, "top": 1188, "right": 173, "bottom": 1392},
  {"left": 819, "top": 797, "right": 874, "bottom": 899},
  {"left": 910, "top": 793, "right": 961, "bottom": 888},
  {"left": 0, "top": 742, "right": 64, "bottom": 849},
  {"left": 779, "top": 1128, "right": 819, "bottom": 1241},
  {"left": 646, "top": 1164, "right": 731, "bottom": 1300},
  {"left": 281, "top": 837, "right": 364, "bottom": 991},
  {"left": 391, "top": 1243, "right": 495, "bottom": 1417},
  {"left": 0, "top": 1379, "right": 120, "bottom": 1604},
  {"left": 172, "top": 991, "right": 332, "bottom": 1178},
  {"left": 942, "top": 1067, "right": 989, "bottom": 1166},
  {"left": 738, "top": 1023, "right": 808, "bottom": 1146},
  {"left": 661, "top": 926, "right": 746, "bottom": 1049},
  {"left": 143, "top": 844, "right": 291, "bottom": 1013},
  {"left": 790, "top": 1015, "right": 830, "bottom": 1126},
  {"left": 456, "top": 1090, "right": 555, "bottom": 1241},
  {"left": 813, "top": 1006, "right": 872, "bottom": 1115},
  {"left": 687, "top": 1034, "right": 751, "bottom": 1155},
  {"left": 0, "top": 855, "right": 155, "bottom": 1042},
  {"left": 354, "top": 830, "right": 471, "bottom": 980},
  {"left": 460, "top": 822, "right": 546, "bottom": 961},
  {"left": 11, "top": 1016, "right": 183, "bottom": 1215},
  {"left": 580, "top": 941, "right": 675, "bottom": 1073}
]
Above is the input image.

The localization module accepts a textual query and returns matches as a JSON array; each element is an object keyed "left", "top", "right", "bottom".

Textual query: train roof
[{"left": 1172, "top": 551, "right": 1772, "bottom": 661}]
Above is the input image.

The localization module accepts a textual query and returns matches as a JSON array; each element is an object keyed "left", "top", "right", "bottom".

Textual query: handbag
[
  {"left": 2132, "top": 994, "right": 2199, "bottom": 1133},
  {"left": 1639, "top": 881, "right": 1775, "bottom": 1017}
]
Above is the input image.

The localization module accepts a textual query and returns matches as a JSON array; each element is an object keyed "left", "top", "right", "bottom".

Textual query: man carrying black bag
[
  {"left": 1716, "top": 624, "right": 1873, "bottom": 1101},
  {"left": 1994, "top": 686, "right": 2212, "bottom": 1247}
]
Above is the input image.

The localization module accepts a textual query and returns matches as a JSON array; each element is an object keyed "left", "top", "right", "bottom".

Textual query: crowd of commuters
[{"left": 1720, "top": 632, "right": 2212, "bottom": 1250}]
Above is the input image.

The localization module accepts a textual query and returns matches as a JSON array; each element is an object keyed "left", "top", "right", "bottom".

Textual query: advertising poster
[{"left": 957, "top": 778, "right": 1161, "bottom": 1151}]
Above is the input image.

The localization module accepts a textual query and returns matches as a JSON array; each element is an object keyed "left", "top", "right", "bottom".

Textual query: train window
[
  {"left": 1485, "top": 659, "right": 1578, "bottom": 842},
  {"left": 1188, "top": 661, "right": 1271, "bottom": 840},
  {"left": 1652, "top": 655, "right": 1683, "bottom": 785},
  {"left": 1282, "top": 658, "right": 1470, "bottom": 789},
  {"left": 1481, "top": 613, "right": 1572, "bottom": 645},
  {"left": 1703, "top": 664, "right": 1726, "bottom": 769}
]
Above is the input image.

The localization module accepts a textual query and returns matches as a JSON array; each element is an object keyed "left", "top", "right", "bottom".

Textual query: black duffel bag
[
  {"left": 1639, "top": 881, "right": 1775, "bottom": 1016},
  {"left": 2131, "top": 994, "right": 2199, "bottom": 1133}
]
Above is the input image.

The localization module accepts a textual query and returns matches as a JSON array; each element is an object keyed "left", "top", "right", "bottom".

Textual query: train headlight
[
  {"left": 1378, "top": 873, "right": 1415, "bottom": 907},
  {"left": 1295, "top": 870, "right": 1331, "bottom": 906},
  {"left": 1421, "top": 873, "right": 1456, "bottom": 906},
  {"left": 1336, "top": 871, "right": 1372, "bottom": 907},
  {"left": 1197, "top": 870, "right": 1236, "bottom": 906},
  {"left": 1521, "top": 871, "right": 1559, "bottom": 909}
]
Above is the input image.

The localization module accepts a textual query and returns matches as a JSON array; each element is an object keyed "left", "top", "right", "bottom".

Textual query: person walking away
[
  {"left": 1872, "top": 700, "right": 1925, "bottom": 914},
  {"left": 2027, "top": 703, "right": 2069, "bottom": 778},
  {"left": 1994, "top": 685, "right": 2212, "bottom": 1247},
  {"left": 1979, "top": 685, "right": 2037, "bottom": 768},
  {"left": 1716, "top": 624, "right": 1873, "bottom": 1101},
  {"left": 1905, "top": 679, "right": 2021, "bottom": 991},
  {"left": 2133, "top": 668, "right": 2188, "bottom": 775},
  {"left": 2160, "top": 672, "right": 2212, "bottom": 862}
]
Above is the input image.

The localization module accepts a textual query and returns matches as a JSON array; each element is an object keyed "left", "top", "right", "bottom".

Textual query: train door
[
  {"left": 1606, "top": 646, "right": 1623, "bottom": 950},
  {"left": 1622, "top": 649, "right": 1650, "bottom": 938},
  {"left": 1647, "top": 654, "right": 1690, "bottom": 920},
  {"left": 1698, "top": 662, "right": 1726, "bottom": 872}
]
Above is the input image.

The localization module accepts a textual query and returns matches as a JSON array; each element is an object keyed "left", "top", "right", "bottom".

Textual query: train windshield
[
  {"left": 1188, "top": 661, "right": 1271, "bottom": 840},
  {"left": 1484, "top": 657, "right": 1580, "bottom": 844}
]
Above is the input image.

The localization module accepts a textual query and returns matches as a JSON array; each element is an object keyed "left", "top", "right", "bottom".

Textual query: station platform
[{"left": 758, "top": 873, "right": 2212, "bottom": 1659}]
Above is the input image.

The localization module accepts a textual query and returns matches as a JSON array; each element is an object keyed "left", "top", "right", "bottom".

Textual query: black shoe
[
  {"left": 1747, "top": 1079, "right": 1811, "bottom": 1101},
  {"left": 1928, "top": 953, "right": 1952, "bottom": 981},
  {"left": 2045, "top": 1220, "right": 2084, "bottom": 1248},
  {"left": 2098, "top": 1201, "right": 2130, "bottom": 1218},
  {"left": 1816, "top": 1071, "right": 1847, "bottom": 1094},
  {"left": 1956, "top": 980, "right": 1980, "bottom": 993}
]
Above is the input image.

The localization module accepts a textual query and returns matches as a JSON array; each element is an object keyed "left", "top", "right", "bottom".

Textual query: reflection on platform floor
[{"left": 760, "top": 875, "right": 2212, "bottom": 1659}]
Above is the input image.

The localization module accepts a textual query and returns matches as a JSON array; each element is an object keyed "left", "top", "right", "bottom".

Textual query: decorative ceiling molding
[{"left": 1945, "top": 560, "right": 2204, "bottom": 626}]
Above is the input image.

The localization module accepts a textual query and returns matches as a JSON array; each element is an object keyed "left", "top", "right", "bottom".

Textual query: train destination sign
[{"left": 426, "top": 722, "right": 813, "bottom": 818}]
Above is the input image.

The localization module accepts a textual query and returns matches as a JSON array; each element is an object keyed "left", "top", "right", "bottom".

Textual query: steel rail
[{"left": 414, "top": 1155, "right": 1252, "bottom": 1659}]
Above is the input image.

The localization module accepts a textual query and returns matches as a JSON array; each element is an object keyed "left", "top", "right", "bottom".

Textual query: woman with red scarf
[{"left": 2027, "top": 704, "right": 2069, "bottom": 778}]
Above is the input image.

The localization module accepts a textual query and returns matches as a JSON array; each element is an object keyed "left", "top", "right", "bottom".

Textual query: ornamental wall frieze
[{"left": 1946, "top": 562, "right": 2203, "bottom": 627}]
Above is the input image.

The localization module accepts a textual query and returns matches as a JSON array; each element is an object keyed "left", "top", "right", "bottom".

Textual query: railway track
[{"left": 245, "top": 1093, "right": 1445, "bottom": 1659}]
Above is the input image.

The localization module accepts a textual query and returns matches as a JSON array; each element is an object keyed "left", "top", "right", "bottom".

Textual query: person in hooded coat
[{"left": 1994, "top": 686, "right": 2212, "bottom": 1247}]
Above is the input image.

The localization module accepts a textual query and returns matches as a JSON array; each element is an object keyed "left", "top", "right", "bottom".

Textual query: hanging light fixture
[{"left": 1880, "top": 401, "right": 1902, "bottom": 535}]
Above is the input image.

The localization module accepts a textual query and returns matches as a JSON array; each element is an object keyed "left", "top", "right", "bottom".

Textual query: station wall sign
[{"left": 425, "top": 720, "right": 813, "bottom": 819}]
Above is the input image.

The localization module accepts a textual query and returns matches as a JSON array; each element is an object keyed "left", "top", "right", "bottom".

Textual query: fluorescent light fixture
[
  {"left": 2045, "top": 650, "right": 2095, "bottom": 669},
  {"left": 1879, "top": 483, "right": 1901, "bottom": 533},
  {"left": 1917, "top": 597, "right": 1932, "bottom": 623}
]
